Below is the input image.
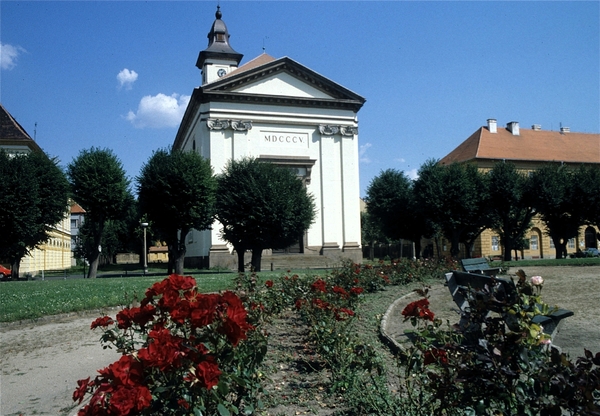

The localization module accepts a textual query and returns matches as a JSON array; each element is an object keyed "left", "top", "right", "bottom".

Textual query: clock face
[{"left": 217, "top": 68, "right": 227, "bottom": 78}]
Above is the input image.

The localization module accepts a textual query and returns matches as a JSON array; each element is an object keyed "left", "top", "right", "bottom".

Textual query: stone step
[{"left": 261, "top": 254, "right": 343, "bottom": 270}]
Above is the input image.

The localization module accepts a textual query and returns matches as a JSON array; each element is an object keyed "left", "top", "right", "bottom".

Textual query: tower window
[{"left": 216, "top": 33, "right": 225, "bottom": 42}]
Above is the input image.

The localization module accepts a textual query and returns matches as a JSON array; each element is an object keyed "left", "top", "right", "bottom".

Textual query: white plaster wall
[{"left": 181, "top": 95, "right": 361, "bottom": 260}]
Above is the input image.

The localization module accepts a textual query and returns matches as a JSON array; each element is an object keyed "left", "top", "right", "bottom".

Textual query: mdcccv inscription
[{"left": 263, "top": 134, "right": 308, "bottom": 145}]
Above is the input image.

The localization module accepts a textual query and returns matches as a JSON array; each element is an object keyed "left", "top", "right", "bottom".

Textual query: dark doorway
[
  {"left": 273, "top": 234, "right": 304, "bottom": 254},
  {"left": 585, "top": 226, "right": 598, "bottom": 248}
]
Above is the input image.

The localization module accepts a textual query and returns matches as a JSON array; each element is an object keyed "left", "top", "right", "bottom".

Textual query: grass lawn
[{"left": 0, "top": 269, "right": 327, "bottom": 323}]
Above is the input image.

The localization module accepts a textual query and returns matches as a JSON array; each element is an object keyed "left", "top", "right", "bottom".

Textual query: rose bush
[{"left": 73, "top": 274, "right": 267, "bottom": 416}]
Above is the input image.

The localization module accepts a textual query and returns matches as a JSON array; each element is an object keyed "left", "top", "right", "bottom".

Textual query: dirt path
[
  {"left": 1, "top": 266, "right": 598, "bottom": 415},
  {"left": 0, "top": 310, "right": 121, "bottom": 416}
]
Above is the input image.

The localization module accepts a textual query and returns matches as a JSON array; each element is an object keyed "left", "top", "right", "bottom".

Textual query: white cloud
[
  {"left": 359, "top": 142, "right": 372, "bottom": 163},
  {"left": 126, "top": 93, "right": 190, "bottom": 128},
  {"left": 117, "top": 68, "right": 138, "bottom": 89},
  {"left": 405, "top": 168, "right": 419, "bottom": 180},
  {"left": 1, "top": 43, "right": 26, "bottom": 70},
  {"left": 395, "top": 157, "right": 406, "bottom": 163}
]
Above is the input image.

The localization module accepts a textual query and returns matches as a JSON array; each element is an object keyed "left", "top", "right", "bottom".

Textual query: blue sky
[{"left": 2, "top": 1, "right": 598, "bottom": 197}]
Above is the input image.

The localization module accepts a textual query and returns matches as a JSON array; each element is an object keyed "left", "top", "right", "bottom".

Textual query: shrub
[{"left": 73, "top": 274, "right": 267, "bottom": 416}]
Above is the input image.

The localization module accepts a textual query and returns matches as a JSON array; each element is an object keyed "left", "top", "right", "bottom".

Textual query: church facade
[{"left": 173, "top": 8, "right": 366, "bottom": 269}]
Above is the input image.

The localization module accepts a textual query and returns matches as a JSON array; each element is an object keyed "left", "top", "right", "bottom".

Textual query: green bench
[
  {"left": 445, "top": 270, "right": 573, "bottom": 340},
  {"left": 461, "top": 258, "right": 500, "bottom": 276}
]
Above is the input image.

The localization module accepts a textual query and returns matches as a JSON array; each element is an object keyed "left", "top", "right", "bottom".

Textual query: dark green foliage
[
  {"left": 67, "top": 147, "right": 131, "bottom": 278},
  {"left": 216, "top": 158, "right": 316, "bottom": 272},
  {"left": 488, "top": 162, "right": 536, "bottom": 261},
  {"left": 365, "top": 169, "right": 425, "bottom": 257},
  {"left": 0, "top": 149, "right": 70, "bottom": 277},
  {"left": 137, "top": 149, "right": 217, "bottom": 275},
  {"left": 573, "top": 165, "right": 600, "bottom": 236},
  {"left": 414, "top": 160, "right": 492, "bottom": 258},
  {"left": 529, "top": 164, "right": 586, "bottom": 259}
]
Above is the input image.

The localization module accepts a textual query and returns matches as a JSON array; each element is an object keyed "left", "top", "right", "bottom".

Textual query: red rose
[
  {"left": 310, "top": 279, "right": 327, "bottom": 293},
  {"left": 116, "top": 308, "right": 134, "bottom": 329},
  {"left": 332, "top": 286, "right": 349, "bottom": 298},
  {"left": 350, "top": 287, "right": 364, "bottom": 295},
  {"left": 189, "top": 293, "right": 219, "bottom": 328},
  {"left": 334, "top": 307, "right": 355, "bottom": 321},
  {"left": 196, "top": 360, "right": 221, "bottom": 390},
  {"left": 105, "top": 355, "right": 144, "bottom": 387},
  {"left": 311, "top": 298, "right": 330, "bottom": 310},
  {"left": 90, "top": 316, "right": 113, "bottom": 330},
  {"left": 109, "top": 385, "right": 152, "bottom": 415},
  {"left": 423, "top": 348, "right": 448, "bottom": 365},
  {"left": 265, "top": 280, "right": 274, "bottom": 288},
  {"left": 73, "top": 377, "right": 91, "bottom": 404},
  {"left": 168, "top": 274, "right": 196, "bottom": 292},
  {"left": 401, "top": 298, "right": 434, "bottom": 321}
]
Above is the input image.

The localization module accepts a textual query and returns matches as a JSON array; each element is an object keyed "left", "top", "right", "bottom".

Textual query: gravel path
[{"left": 0, "top": 310, "right": 121, "bottom": 416}]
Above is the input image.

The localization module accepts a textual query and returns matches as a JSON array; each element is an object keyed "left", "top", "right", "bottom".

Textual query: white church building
[{"left": 173, "top": 7, "right": 366, "bottom": 270}]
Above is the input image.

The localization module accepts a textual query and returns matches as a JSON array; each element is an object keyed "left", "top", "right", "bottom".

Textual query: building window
[
  {"left": 491, "top": 236, "right": 499, "bottom": 251},
  {"left": 568, "top": 238, "right": 575, "bottom": 249},
  {"left": 549, "top": 238, "right": 555, "bottom": 249},
  {"left": 530, "top": 234, "right": 538, "bottom": 250}
]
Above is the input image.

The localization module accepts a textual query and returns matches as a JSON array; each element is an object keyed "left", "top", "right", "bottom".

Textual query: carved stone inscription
[{"left": 262, "top": 131, "right": 308, "bottom": 147}]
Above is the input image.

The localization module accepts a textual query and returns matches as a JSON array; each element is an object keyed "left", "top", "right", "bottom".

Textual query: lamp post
[{"left": 141, "top": 222, "right": 148, "bottom": 275}]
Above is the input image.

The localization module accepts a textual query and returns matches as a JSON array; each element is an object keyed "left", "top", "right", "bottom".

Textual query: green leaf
[{"left": 217, "top": 403, "right": 230, "bottom": 416}]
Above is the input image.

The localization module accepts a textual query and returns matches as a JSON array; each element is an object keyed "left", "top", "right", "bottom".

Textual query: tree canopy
[
  {"left": 137, "top": 149, "right": 216, "bottom": 275},
  {"left": 529, "top": 164, "right": 588, "bottom": 259},
  {"left": 365, "top": 169, "right": 425, "bottom": 257},
  {"left": 216, "top": 158, "right": 316, "bottom": 272},
  {"left": 0, "top": 149, "right": 70, "bottom": 277},
  {"left": 413, "top": 160, "right": 491, "bottom": 258},
  {"left": 67, "top": 147, "right": 131, "bottom": 278}
]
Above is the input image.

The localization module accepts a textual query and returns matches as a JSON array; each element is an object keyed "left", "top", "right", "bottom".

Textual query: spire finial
[{"left": 215, "top": 5, "right": 222, "bottom": 19}]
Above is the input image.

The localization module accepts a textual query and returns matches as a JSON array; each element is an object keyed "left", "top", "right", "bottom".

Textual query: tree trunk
[
  {"left": 10, "top": 260, "right": 20, "bottom": 280},
  {"left": 88, "top": 255, "right": 100, "bottom": 278},
  {"left": 236, "top": 249, "right": 245, "bottom": 273},
  {"left": 251, "top": 249, "right": 262, "bottom": 272},
  {"left": 414, "top": 239, "right": 422, "bottom": 259}
]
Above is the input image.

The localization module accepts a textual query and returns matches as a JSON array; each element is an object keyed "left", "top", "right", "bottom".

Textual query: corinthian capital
[
  {"left": 319, "top": 125, "right": 340, "bottom": 135},
  {"left": 207, "top": 119, "right": 230, "bottom": 130},
  {"left": 231, "top": 120, "right": 253, "bottom": 131},
  {"left": 340, "top": 126, "right": 358, "bottom": 136}
]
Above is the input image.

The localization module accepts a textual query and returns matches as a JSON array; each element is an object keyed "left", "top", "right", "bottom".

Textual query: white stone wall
[{"left": 181, "top": 100, "right": 361, "bottom": 265}]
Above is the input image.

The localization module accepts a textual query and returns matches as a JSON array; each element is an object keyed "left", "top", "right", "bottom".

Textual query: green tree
[
  {"left": 488, "top": 162, "right": 536, "bottom": 261},
  {"left": 365, "top": 169, "right": 424, "bottom": 258},
  {"left": 0, "top": 149, "right": 70, "bottom": 278},
  {"left": 529, "top": 164, "right": 585, "bottom": 259},
  {"left": 414, "top": 160, "right": 491, "bottom": 258},
  {"left": 137, "top": 149, "right": 216, "bottom": 275},
  {"left": 67, "top": 148, "right": 131, "bottom": 278},
  {"left": 216, "top": 158, "right": 316, "bottom": 272},
  {"left": 573, "top": 165, "right": 600, "bottom": 242}
]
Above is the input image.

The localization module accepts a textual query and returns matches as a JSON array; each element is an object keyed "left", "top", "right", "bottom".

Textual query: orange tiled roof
[
  {"left": 223, "top": 53, "right": 276, "bottom": 78},
  {"left": 70, "top": 203, "right": 86, "bottom": 214},
  {"left": 440, "top": 125, "right": 600, "bottom": 165}
]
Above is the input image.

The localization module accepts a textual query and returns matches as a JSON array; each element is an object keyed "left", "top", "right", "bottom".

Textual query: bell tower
[{"left": 196, "top": 6, "right": 243, "bottom": 85}]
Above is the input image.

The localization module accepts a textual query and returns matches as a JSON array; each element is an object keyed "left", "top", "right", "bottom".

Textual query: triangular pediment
[
  {"left": 202, "top": 56, "right": 365, "bottom": 103},
  {"left": 230, "top": 72, "right": 335, "bottom": 99}
]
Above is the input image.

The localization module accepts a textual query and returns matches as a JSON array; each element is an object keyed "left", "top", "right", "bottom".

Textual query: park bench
[
  {"left": 461, "top": 258, "right": 500, "bottom": 276},
  {"left": 445, "top": 270, "right": 573, "bottom": 341}
]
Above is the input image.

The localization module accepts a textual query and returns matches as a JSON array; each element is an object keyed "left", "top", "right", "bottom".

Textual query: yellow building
[
  {"left": 437, "top": 119, "right": 600, "bottom": 260},
  {"left": 0, "top": 104, "right": 72, "bottom": 276}
]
